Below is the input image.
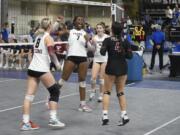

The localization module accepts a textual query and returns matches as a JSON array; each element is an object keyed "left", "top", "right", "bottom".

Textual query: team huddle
[{"left": 20, "top": 16, "right": 132, "bottom": 131}]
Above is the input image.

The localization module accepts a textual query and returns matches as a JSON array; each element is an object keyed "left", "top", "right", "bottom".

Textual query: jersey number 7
[{"left": 77, "top": 35, "right": 80, "bottom": 40}]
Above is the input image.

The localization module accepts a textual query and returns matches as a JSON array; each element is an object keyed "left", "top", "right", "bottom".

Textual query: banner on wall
[
  {"left": 150, "top": 0, "right": 180, "bottom": 4},
  {"left": 129, "top": 25, "right": 145, "bottom": 42}
]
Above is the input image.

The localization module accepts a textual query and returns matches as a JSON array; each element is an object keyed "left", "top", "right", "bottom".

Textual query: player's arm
[
  {"left": 51, "top": 16, "right": 69, "bottom": 37},
  {"left": 84, "top": 34, "right": 95, "bottom": 52},
  {"left": 45, "top": 35, "right": 61, "bottom": 70}
]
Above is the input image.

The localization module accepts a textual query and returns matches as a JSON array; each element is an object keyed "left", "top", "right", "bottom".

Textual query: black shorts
[
  {"left": 27, "top": 69, "right": 46, "bottom": 78},
  {"left": 95, "top": 62, "right": 104, "bottom": 65},
  {"left": 56, "top": 54, "right": 66, "bottom": 61},
  {"left": 105, "top": 59, "right": 127, "bottom": 76},
  {"left": 67, "top": 56, "right": 87, "bottom": 65}
]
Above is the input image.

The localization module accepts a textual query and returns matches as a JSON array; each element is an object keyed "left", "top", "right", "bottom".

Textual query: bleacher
[{"left": 141, "top": 1, "right": 179, "bottom": 21}]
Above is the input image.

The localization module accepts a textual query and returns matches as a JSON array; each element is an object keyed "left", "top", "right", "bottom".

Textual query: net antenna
[{"left": 111, "top": 0, "right": 124, "bottom": 23}]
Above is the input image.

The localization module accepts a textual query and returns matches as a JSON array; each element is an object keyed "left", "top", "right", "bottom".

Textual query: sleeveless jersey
[
  {"left": 67, "top": 29, "right": 87, "bottom": 57},
  {"left": 93, "top": 34, "right": 109, "bottom": 62},
  {"left": 28, "top": 32, "right": 50, "bottom": 72}
]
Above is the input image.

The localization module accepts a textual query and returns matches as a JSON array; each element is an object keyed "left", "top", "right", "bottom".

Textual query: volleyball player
[
  {"left": 20, "top": 18, "right": 65, "bottom": 131},
  {"left": 89, "top": 23, "right": 109, "bottom": 102},
  {"left": 57, "top": 16, "right": 95, "bottom": 112},
  {"left": 100, "top": 22, "right": 132, "bottom": 126}
]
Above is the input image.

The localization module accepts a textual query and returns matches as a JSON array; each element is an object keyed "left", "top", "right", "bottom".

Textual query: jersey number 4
[{"left": 35, "top": 38, "right": 41, "bottom": 48}]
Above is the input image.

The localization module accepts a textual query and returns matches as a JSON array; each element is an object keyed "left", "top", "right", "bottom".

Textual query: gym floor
[{"left": 0, "top": 53, "right": 180, "bottom": 135}]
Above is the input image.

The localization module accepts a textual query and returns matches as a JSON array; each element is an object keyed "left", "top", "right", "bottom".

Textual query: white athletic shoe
[
  {"left": 78, "top": 104, "right": 92, "bottom": 112},
  {"left": 3, "top": 64, "right": 8, "bottom": 69},
  {"left": 118, "top": 114, "right": 130, "bottom": 126},
  {"left": 48, "top": 118, "right": 65, "bottom": 128},
  {"left": 9, "top": 63, "right": 14, "bottom": 69},
  {"left": 20, "top": 121, "right": 40, "bottom": 131},
  {"left": 89, "top": 92, "right": 95, "bottom": 101}
]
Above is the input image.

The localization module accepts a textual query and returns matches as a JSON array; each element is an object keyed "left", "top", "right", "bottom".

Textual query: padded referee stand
[
  {"left": 127, "top": 52, "right": 143, "bottom": 81},
  {"left": 169, "top": 43, "right": 180, "bottom": 77}
]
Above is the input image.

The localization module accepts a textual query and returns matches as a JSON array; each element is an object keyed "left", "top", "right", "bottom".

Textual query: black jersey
[{"left": 100, "top": 37, "right": 132, "bottom": 76}]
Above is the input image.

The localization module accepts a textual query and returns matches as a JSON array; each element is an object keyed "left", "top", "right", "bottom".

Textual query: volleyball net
[
  {"left": 111, "top": 3, "right": 124, "bottom": 23},
  {"left": 0, "top": 41, "right": 68, "bottom": 70},
  {"left": 0, "top": 41, "right": 68, "bottom": 47}
]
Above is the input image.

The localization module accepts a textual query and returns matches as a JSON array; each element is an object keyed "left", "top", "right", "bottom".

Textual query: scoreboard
[{"left": 129, "top": 25, "right": 145, "bottom": 42}]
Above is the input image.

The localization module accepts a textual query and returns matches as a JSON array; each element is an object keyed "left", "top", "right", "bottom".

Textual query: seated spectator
[
  {"left": 0, "top": 37, "right": 5, "bottom": 68},
  {"left": 21, "top": 38, "right": 33, "bottom": 69}
]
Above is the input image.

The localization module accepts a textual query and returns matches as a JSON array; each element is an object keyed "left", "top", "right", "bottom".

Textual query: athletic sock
[
  {"left": 50, "top": 110, "right": 57, "bottom": 120},
  {"left": 80, "top": 101, "right": 86, "bottom": 106},
  {"left": 102, "top": 110, "right": 108, "bottom": 120},
  {"left": 121, "top": 110, "right": 127, "bottom": 117},
  {"left": 23, "top": 114, "right": 30, "bottom": 123}
]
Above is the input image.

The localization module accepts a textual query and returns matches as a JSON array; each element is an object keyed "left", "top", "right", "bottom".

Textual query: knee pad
[
  {"left": 79, "top": 81, "right": 86, "bottom": 88},
  {"left": 99, "top": 79, "right": 104, "bottom": 85},
  {"left": 58, "top": 78, "right": 65, "bottom": 86},
  {"left": 104, "top": 91, "right": 111, "bottom": 95},
  {"left": 117, "top": 92, "right": 124, "bottom": 97},
  {"left": 25, "top": 95, "right": 35, "bottom": 102},
  {"left": 47, "top": 83, "right": 60, "bottom": 102},
  {"left": 91, "top": 79, "right": 96, "bottom": 85}
]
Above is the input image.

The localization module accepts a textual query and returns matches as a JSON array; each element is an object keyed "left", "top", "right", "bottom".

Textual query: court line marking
[
  {"left": 144, "top": 115, "right": 180, "bottom": 135},
  {"left": 0, "top": 92, "right": 81, "bottom": 113},
  {"left": 0, "top": 82, "right": 135, "bottom": 113},
  {"left": 0, "top": 79, "right": 18, "bottom": 83},
  {"left": 126, "top": 82, "right": 135, "bottom": 86}
]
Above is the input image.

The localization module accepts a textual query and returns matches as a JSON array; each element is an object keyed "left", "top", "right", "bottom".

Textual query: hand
[
  {"left": 156, "top": 45, "right": 161, "bottom": 49},
  {"left": 56, "top": 62, "right": 62, "bottom": 71},
  {"left": 84, "top": 34, "right": 90, "bottom": 41},
  {"left": 91, "top": 38, "right": 97, "bottom": 46}
]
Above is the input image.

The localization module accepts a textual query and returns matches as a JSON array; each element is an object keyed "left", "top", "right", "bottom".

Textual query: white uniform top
[
  {"left": 93, "top": 34, "right": 109, "bottom": 62},
  {"left": 28, "top": 32, "right": 51, "bottom": 72},
  {"left": 67, "top": 29, "right": 87, "bottom": 57}
]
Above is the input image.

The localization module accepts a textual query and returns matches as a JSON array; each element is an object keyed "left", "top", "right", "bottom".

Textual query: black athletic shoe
[
  {"left": 102, "top": 114, "right": 109, "bottom": 125},
  {"left": 102, "top": 119, "right": 109, "bottom": 125},
  {"left": 118, "top": 114, "right": 130, "bottom": 126}
]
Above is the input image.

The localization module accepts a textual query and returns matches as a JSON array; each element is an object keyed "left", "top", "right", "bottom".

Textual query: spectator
[
  {"left": 1, "top": 22, "right": 10, "bottom": 43},
  {"left": 164, "top": 6, "right": 173, "bottom": 26},
  {"left": 149, "top": 25, "right": 165, "bottom": 73}
]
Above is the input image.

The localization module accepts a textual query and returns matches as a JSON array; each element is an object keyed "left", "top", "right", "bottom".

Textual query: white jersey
[
  {"left": 67, "top": 29, "right": 87, "bottom": 57},
  {"left": 93, "top": 34, "right": 109, "bottom": 62},
  {"left": 28, "top": 32, "right": 51, "bottom": 72}
]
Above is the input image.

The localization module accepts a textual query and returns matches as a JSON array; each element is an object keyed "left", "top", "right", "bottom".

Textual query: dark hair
[
  {"left": 65, "top": 20, "right": 73, "bottom": 30},
  {"left": 4, "top": 22, "right": 9, "bottom": 27},
  {"left": 13, "top": 39, "right": 18, "bottom": 43},
  {"left": 111, "top": 22, "right": 123, "bottom": 38},
  {"left": 73, "top": 16, "right": 84, "bottom": 29},
  {"left": 73, "top": 16, "right": 83, "bottom": 25}
]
